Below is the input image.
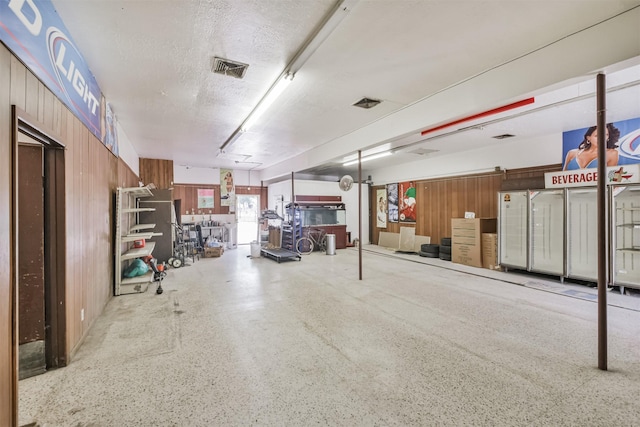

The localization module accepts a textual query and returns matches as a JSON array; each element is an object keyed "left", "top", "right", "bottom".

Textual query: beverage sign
[
  {"left": 1, "top": 0, "right": 102, "bottom": 139},
  {"left": 545, "top": 164, "right": 640, "bottom": 188}
]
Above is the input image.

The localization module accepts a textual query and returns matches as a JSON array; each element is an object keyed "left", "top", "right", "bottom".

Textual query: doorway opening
[
  {"left": 11, "top": 106, "right": 67, "bottom": 398},
  {"left": 236, "top": 194, "right": 259, "bottom": 245}
]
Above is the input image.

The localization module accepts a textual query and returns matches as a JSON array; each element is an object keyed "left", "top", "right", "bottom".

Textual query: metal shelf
[
  {"left": 121, "top": 241, "right": 156, "bottom": 260},
  {"left": 115, "top": 186, "right": 160, "bottom": 295},
  {"left": 122, "top": 207, "right": 155, "bottom": 213},
  {"left": 130, "top": 223, "right": 156, "bottom": 232},
  {"left": 122, "top": 232, "right": 155, "bottom": 242}
]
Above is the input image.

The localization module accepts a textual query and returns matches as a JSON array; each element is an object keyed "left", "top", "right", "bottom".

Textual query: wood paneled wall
[
  {"left": 371, "top": 166, "right": 561, "bottom": 245},
  {"left": 0, "top": 42, "right": 17, "bottom": 427},
  {"left": 1, "top": 43, "right": 139, "bottom": 424},
  {"left": 371, "top": 172, "right": 504, "bottom": 245},
  {"left": 501, "top": 164, "right": 562, "bottom": 190},
  {"left": 173, "top": 183, "right": 268, "bottom": 216},
  {"left": 139, "top": 158, "right": 173, "bottom": 189}
]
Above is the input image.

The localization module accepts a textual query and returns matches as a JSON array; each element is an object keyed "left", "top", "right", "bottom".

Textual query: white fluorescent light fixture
[
  {"left": 241, "top": 73, "right": 293, "bottom": 132},
  {"left": 288, "top": 0, "right": 359, "bottom": 74},
  {"left": 220, "top": 0, "right": 358, "bottom": 151},
  {"left": 343, "top": 151, "right": 392, "bottom": 166}
]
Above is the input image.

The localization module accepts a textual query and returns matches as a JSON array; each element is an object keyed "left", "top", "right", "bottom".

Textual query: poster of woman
[
  {"left": 562, "top": 117, "right": 640, "bottom": 170},
  {"left": 387, "top": 183, "right": 398, "bottom": 223},
  {"left": 220, "top": 168, "right": 235, "bottom": 206},
  {"left": 376, "top": 189, "right": 387, "bottom": 228}
]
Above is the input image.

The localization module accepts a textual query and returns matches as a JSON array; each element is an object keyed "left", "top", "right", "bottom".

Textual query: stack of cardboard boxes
[
  {"left": 451, "top": 218, "right": 498, "bottom": 269},
  {"left": 204, "top": 246, "right": 224, "bottom": 258}
]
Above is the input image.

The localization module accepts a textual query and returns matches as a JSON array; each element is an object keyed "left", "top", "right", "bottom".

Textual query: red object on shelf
[{"left": 133, "top": 239, "right": 145, "bottom": 248}]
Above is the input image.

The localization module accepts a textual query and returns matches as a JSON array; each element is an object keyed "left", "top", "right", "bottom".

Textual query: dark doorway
[
  {"left": 17, "top": 142, "right": 46, "bottom": 379},
  {"left": 11, "top": 106, "right": 67, "bottom": 391}
]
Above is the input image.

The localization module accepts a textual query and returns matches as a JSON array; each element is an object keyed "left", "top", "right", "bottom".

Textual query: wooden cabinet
[{"left": 318, "top": 225, "right": 347, "bottom": 249}]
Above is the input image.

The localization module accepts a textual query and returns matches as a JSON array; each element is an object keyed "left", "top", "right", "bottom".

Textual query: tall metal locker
[
  {"left": 498, "top": 191, "right": 529, "bottom": 270},
  {"left": 566, "top": 187, "right": 598, "bottom": 281},
  {"left": 529, "top": 189, "right": 565, "bottom": 278},
  {"left": 611, "top": 184, "right": 640, "bottom": 290}
]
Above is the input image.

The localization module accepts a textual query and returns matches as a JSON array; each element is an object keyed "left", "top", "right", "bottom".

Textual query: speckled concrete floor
[{"left": 19, "top": 245, "right": 640, "bottom": 426}]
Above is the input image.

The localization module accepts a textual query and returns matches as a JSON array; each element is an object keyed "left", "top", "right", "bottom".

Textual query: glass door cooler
[
  {"left": 611, "top": 184, "right": 640, "bottom": 290},
  {"left": 498, "top": 191, "right": 529, "bottom": 271},
  {"left": 566, "top": 187, "right": 598, "bottom": 281},
  {"left": 529, "top": 189, "right": 565, "bottom": 279}
]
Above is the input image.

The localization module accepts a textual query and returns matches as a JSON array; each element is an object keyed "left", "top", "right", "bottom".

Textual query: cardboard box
[
  {"left": 451, "top": 218, "right": 497, "bottom": 268},
  {"left": 482, "top": 233, "right": 498, "bottom": 269},
  {"left": 204, "top": 246, "right": 224, "bottom": 258}
]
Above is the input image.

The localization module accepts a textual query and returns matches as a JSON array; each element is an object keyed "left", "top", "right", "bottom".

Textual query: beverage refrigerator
[
  {"left": 529, "top": 189, "right": 565, "bottom": 279},
  {"left": 611, "top": 184, "right": 640, "bottom": 291},
  {"left": 565, "top": 187, "right": 598, "bottom": 281},
  {"left": 498, "top": 191, "right": 529, "bottom": 271}
]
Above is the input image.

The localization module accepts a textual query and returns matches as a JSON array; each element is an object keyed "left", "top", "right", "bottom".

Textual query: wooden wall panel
[
  {"left": 172, "top": 184, "right": 268, "bottom": 216},
  {"left": 173, "top": 184, "right": 227, "bottom": 215},
  {"left": 371, "top": 172, "right": 503, "bottom": 245},
  {"left": 1, "top": 45, "right": 140, "bottom": 402},
  {"left": 139, "top": 158, "right": 173, "bottom": 189},
  {"left": 0, "top": 43, "right": 17, "bottom": 427},
  {"left": 501, "top": 164, "right": 562, "bottom": 190},
  {"left": 370, "top": 166, "right": 559, "bottom": 246}
]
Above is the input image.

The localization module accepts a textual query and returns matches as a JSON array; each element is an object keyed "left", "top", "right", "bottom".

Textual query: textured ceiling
[{"left": 50, "top": 0, "right": 640, "bottom": 179}]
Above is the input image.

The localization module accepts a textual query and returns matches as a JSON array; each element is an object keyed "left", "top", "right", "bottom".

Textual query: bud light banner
[{"left": 0, "top": 0, "right": 102, "bottom": 140}]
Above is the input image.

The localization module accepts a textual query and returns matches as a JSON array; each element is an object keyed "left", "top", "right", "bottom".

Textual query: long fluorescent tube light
[
  {"left": 241, "top": 73, "right": 293, "bottom": 132},
  {"left": 220, "top": 0, "right": 358, "bottom": 151},
  {"left": 288, "top": 0, "right": 359, "bottom": 74},
  {"left": 343, "top": 151, "right": 392, "bottom": 166}
]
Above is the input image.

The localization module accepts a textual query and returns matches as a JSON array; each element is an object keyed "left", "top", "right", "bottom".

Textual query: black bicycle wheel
[{"left": 296, "top": 237, "right": 314, "bottom": 255}]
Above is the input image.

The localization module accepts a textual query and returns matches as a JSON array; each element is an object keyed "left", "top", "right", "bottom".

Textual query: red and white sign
[{"left": 545, "top": 164, "right": 640, "bottom": 188}]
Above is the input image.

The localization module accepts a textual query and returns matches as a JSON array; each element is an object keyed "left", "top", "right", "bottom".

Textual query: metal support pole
[
  {"left": 596, "top": 73, "right": 608, "bottom": 371},
  {"left": 358, "top": 150, "right": 362, "bottom": 280},
  {"left": 291, "top": 171, "right": 294, "bottom": 205}
]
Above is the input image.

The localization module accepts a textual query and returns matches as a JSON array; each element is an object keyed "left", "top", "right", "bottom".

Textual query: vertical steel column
[
  {"left": 358, "top": 150, "right": 362, "bottom": 280},
  {"left": 596, "top": 73, "right": 608, "bottom": 371}
]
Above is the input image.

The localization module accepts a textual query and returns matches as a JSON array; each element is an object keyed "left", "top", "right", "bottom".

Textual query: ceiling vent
[
  {"left": 492, "top": 133, "right": 515, "bottom": 139},
  {"left": 353, "top": 97, "right": 381, "bottom": 109},
  {"left": 211, "top": 57, "right": 249, "bottom": 79}
]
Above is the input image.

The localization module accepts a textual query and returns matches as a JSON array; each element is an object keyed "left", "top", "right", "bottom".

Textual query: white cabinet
[{"left": 114, "top": 186, "right": 162, "bottom": 295}]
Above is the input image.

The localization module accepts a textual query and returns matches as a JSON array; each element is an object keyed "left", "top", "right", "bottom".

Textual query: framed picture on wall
[
  {"left": 197, "top": 189, "right": 214, "bottom": 208},
  {"left": 399, "top": 181, "right": 416, "bottom": 223},
  {"left": 387, "top": 183, "right": 398, "bottom": 223},
  {"left": 376, "top": 188, "right": 387, "bottom": 228}
]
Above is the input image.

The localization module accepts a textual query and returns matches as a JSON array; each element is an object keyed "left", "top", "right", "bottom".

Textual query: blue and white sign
[{"left": 1, "top": 0, "right": 102, "bottom": 139}]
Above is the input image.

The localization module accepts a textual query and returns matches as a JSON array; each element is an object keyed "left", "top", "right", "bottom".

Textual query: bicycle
[{"left": 296, "top": 227, "right": 327, "bottom": 255}]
